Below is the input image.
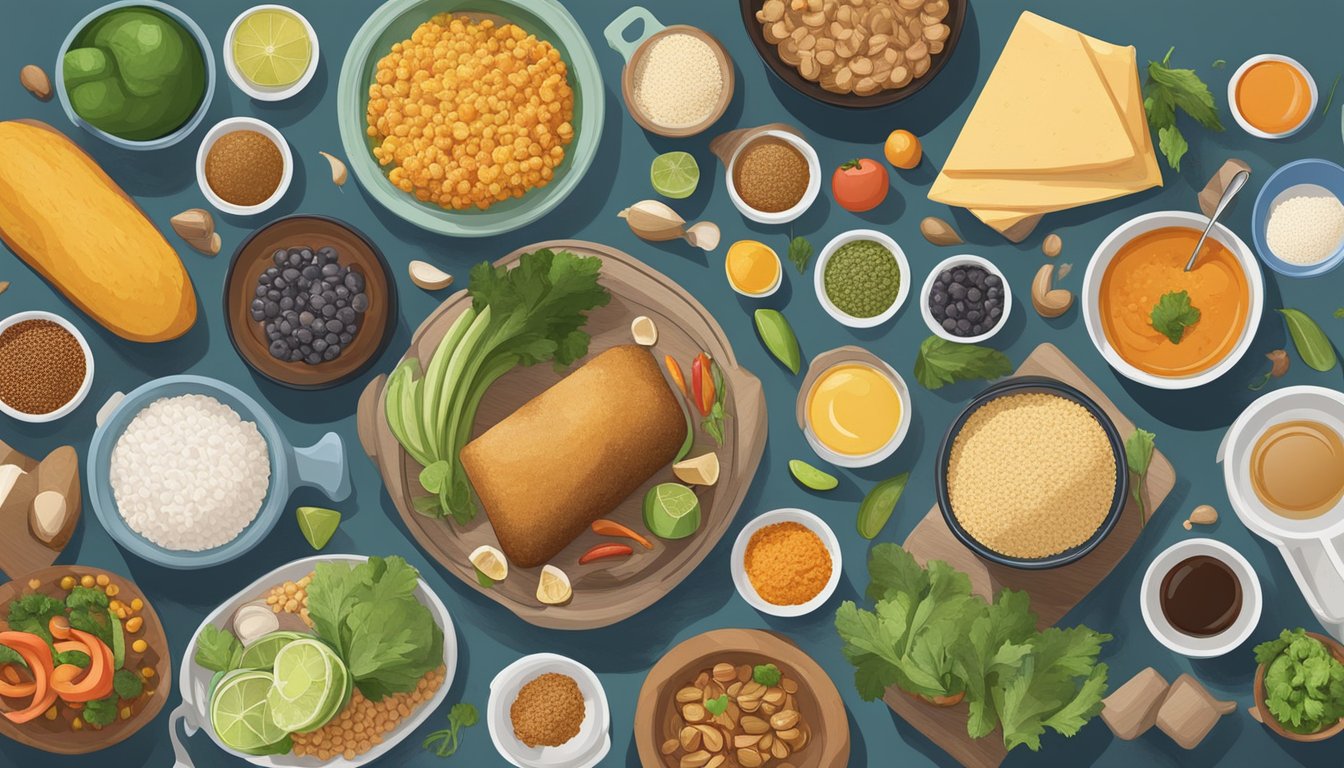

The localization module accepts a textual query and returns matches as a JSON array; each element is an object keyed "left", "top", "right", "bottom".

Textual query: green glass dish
[{"left": 337, "top": 0, "right": 604, "bottom": 237}]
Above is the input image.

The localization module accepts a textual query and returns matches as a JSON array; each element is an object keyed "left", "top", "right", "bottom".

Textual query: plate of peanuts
[
  {"left": 739, "top": 0, "right": 966, "bottom": 108},
  {"left": 635, "top": 628, "right": 849, "bottom": 768},
  {"left": 0, "top": 566, "right": 170, "bottom": 754}
]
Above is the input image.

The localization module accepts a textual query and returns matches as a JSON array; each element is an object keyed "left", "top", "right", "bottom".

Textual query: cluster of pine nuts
[{"left": 756, "top": 0, "right": 951, "bottom": 95}]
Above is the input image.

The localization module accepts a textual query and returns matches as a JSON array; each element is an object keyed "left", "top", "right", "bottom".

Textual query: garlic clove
[
  {"left": 631, "top": 316, "right": 658, "bottom": 346},
  {"left": 233, "top": 602, "right": 280, "bottom": 646},
  {"left": 319, "top": 151, "right": 348, "bottom": 187},
  {"left": 408, "top": 260, "right": 454, "bottom": 291},
  {"left": 619, "top": 200, "right": 688, "bottom": 242},
  {"left": 685, "top": 221, "right": 722, "bottom": 252}
]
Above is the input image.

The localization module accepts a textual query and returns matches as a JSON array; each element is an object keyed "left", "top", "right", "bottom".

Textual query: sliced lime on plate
[
  {"left": 238, "top": 631, "right": 313, "bottom": 671},
  {"left": 266, "top": 638, "right": 344, "bottom": 733},
  {"left": 789, "top": 459, "right": 838, "bottom": 491},
  {"left": 643, "top": 482, "right": 701, "bottom": 539},
  {"left": 232, "top": 8, "right": 312, "bottom": 88},
  {"left": 297, "top": 506, "right": 341, "bottom": 550},
  {"left": 210, "top": 669, "right": 290, "bottom": 753},
  {"left": 651, "top": 151, "right": 699, "bottom": 199}
]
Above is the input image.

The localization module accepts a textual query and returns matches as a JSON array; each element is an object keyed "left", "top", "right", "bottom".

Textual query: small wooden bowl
[
  {"left": 605, "top": 7, "right": 734, "bottom": 138},
  {"left": 224, "top": 215, "right": 398, "bottom": 390},
  {"left": 1253, "top": 631, "right": 1344, "bottom": 742},
  {"left": 634, "top": 628, "right": 849, "bottom": 767},
  {"left": 0, "top": 566, "right": 171, "bottom": 754}
]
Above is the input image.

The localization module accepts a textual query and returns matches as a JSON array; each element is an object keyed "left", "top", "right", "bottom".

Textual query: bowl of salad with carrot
[{"left": 0, "top": 566, "right": 169, "bottom": 754}]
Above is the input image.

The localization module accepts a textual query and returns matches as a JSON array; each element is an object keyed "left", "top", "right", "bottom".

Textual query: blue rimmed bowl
[
  {"left": 55, "top": 0, "right": 216, "bottom": 151},
  {"left": 336, "top": 0, "right": 604, "bottom": 237},
  {"left": 1251, "top": 158, "right": 1344, "bottom": 277},
  {"left": 87, "top": 375, "right": 350, "bottom": 569}
]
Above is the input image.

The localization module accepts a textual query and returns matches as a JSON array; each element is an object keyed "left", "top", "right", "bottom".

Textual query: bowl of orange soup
[
  {"left": 796, "top": 346, "right": 910, "bottom": 468},
  {"left": 1229, "top": 55, "right": 1317, "bottom": 139},
  {"left": 1083, "top": 211, "right": 1264, "bottom": 390}
]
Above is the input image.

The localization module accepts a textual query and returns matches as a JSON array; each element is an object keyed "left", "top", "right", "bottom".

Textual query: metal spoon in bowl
[{"left": 1185, "top": 169, "right": 1251, "bottom": 271}]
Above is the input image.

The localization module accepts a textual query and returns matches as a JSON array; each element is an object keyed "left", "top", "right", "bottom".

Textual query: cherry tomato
[{"left": 831, "top": 158, "right": 889, "bottom": 212}]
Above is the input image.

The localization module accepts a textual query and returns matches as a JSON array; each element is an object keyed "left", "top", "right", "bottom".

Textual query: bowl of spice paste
[
  {"left": 0, "top": 311, "right": 93, "bottom": 423},
  {"left": 196, "top": 117, "right": 292, "bottom": 215},
  {"left": 814, "top": 229, "right": 910, "bottom": 328},
  {"left": 1141, "top": 538, "right": 1263, "bottom": 658}
]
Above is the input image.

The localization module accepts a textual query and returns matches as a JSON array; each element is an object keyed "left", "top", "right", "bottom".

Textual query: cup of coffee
[{"left": 1219, "top": 386, "right": 1344, "bottom": 641}]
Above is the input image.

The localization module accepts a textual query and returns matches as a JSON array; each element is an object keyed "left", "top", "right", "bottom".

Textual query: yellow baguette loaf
[{"left": 0, "top": 120, "right": 196, "bottom": 342}]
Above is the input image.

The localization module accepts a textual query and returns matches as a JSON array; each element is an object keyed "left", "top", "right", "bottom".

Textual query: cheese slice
[{"left": 941, "top": 13, "right": 1136, "bottom": 175}]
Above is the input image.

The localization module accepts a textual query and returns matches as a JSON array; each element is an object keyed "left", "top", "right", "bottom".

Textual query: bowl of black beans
[
  {"left": 919, "top": 254, "right": 1012, "bottom": 344},
  {"left": 224, "top": 215, "right": 398, "bottom": 389}
]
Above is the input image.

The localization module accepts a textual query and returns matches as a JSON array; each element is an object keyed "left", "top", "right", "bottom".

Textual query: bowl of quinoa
[
  {"left": 487, "top": 653, "right": 610, "bottom": 768},
  {"left": 0, "top": 311, "right": 93, "bottom": 423},
  {"left": 731, "top": 508, "right": 841, "bottom": 617},
  {"left": 814, "top": 229, "right": 911, "bottom": 328},
  {"left": 936, "top": 377, "right": 1129, "bottom": 569}
]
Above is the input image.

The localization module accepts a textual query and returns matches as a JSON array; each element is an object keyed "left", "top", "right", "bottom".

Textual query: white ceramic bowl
[
  {"left": 799, "top": 352, "right": 912, "bottom": 468},
  {"left": 813, "top": 229, "right": 911, "bottom": 328},
  {"left": 1228, "top": 54, "right": 1317, "bottom": 139},
  {"left": 223, "top": 5, "right": 320, "bottom": 101},
  {"left": 731, "top": 508, "right": 842, "bottom": 617},
  {"left": 1140, "top": 538, "right": 1262, "bottom": 658},
  {"left": 725, "top": 129, "right": 821, "bottom": 224},
  {"left": 1081, "top": 211, "right": 1264, "bottom": 390},
  {"left": 919, "top": 254, "right": 1012, "bottom": 344},
  {"left": 488, "top": 653, "right": 611, "bottom": 768},
  {"left": 0, "top": 311, "right": 94, "bottom": 423},
  {"left": 196, "top": 117, "right": 294, "bottom": 215}
]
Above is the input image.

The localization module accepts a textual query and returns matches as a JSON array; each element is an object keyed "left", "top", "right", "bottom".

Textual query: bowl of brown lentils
[{"left": 0, "top": 311, "right": 94, "bottom": 423}]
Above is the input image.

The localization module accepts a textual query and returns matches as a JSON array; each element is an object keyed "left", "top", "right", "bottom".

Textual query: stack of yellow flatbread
[{"left": 929, "top": 12, "right": 1162, "bottom": 242}]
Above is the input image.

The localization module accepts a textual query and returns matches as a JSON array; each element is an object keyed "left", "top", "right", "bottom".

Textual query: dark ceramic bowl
[
  {"left": 737, "top": 0, "right": 967, "bottom": 108},
  {"left": 935, "top": 376, "right": 1129, "bottom": 569},
  {"left": 224, "top": 215, "right": 397, "bottom": 389}
]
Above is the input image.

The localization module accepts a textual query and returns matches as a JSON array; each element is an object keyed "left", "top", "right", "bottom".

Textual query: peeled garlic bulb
[
  {"left": 409, "top": 260, "right": 454, "bottom": 290},
  {"left": 319, "top": 151, "right": 348, "bottom": 187}
]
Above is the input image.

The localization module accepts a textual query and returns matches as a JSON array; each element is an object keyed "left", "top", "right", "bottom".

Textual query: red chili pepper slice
[
  {"left": 578, "top": 543, "right": 634, "bottom": 565},
  {"left": 691, "top": 353, "right": 714, "bottom": 416},
  {"left": 591, "top": 519, "right": 654, "bottom": 549}
]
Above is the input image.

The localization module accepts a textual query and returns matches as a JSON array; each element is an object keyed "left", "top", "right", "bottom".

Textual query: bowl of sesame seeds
[{"left": 0, "top": 311, "right": 94, "bottom": 423}]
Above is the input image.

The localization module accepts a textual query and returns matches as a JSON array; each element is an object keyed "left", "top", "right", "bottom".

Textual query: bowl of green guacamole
[
  {"left": 56, "top": 0, "right": 215, "bottom": 149},
  {"left": 814, "top": 229, "right": 911, "bottom": 328}
]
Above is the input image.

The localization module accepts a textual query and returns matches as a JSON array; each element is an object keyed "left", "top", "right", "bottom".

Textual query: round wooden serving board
[
  {"left": 357, "top": 240, "right": 767, "bottom": 630},
  {"left": 634, "top": 628, "right": 850, "bottom": 768},
  {"left": 0, "top": 566, "right": 171, "bottom": 754}
]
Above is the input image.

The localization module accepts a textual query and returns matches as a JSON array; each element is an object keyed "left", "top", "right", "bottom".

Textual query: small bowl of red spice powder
[
  {"left": 196, "top": 116, "right": 293, "bottom": 215},
  {"left": 487, "top": 652, "right": 611, "bottom": 767},
  {"left": 0, "top": 311, "right": 93, "bottom": 423},
  {"left": 732, "top": 508, "right": 841, "bottom": 618}
]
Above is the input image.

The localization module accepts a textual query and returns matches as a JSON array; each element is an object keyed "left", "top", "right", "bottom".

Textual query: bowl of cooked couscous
[
  {"left": 337, "top": 0, "right": 603, "bottom": 237},
  {"left": 936, "top": 377, "right": 1129, "bottom": 569}
]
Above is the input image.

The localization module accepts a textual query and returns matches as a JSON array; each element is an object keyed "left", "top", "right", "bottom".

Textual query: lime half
[
  {"left": 643, "top": 482, "right": 701, "bottom": 540},
  {"left": 232, "top": 9, "right": 312, "bottom": 88},
  {"left": 239, "top": 631, "right": 313, "bottom": 671},
  {"left": 651, "top": 152, "right": 699, "bottom": 199},
  {"left": 266, "top": 638, "right": 343, "bottom": 733},
  {"left": 789, "top": 460, "right": 839, "bottom": 491},
  {"left": 297, "top": 506, "right": 341, "bottom": 550},
  {"left": 210, "top": 669, "right": 290, "bottom": 753}
]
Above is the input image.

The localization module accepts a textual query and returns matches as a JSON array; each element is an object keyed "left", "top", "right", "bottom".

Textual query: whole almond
[
  {"left": 1042, "top": 233, "right": 1063, "bottom": 258},
  {"left": 920, "top": 216, "right": 963, "bottom": 246},
  {"left": 20, "top": 65, "right": 52, "bottom": 101}
]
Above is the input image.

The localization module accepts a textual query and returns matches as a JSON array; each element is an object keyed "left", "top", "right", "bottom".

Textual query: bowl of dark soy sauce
[{"left": 1141, "top": 538, "right": 1263, "bottom": 658}]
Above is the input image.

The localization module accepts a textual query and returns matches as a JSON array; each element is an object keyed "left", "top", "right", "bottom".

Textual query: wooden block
[
  {"left": 1198, "top": 159, "right": 1252, "bottom": 218},
  {"left": 1156, "top": 674, "right": 1237, "bottom": 749},
  {"left": 1101, "top": 667, "right": 1169, "bottom": 739}
]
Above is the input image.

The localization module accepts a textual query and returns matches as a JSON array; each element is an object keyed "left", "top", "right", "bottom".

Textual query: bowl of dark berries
[
  {"left": 224, "top": 215, "right": 397, "bottom": 389},
  {"left": 920, "top": 254, "right": 1012, "bottom": 344}
]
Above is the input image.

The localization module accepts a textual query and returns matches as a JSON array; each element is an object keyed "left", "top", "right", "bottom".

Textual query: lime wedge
[
  {"left": 210, "top": 669, "right": 290, "bottom": 753},
  {"left": 239, "top": 631, "right": 313, "bottom": 671},
  {"left": 789, "top": 460, "right": 839, "bottom": 491},
  {"left": 643, "top": 482, "right": 701, "bottom": 540},
  {"left": 651, "top": 152, "right": 699, "bottom": 199},
  {"left": 297, "top": 506, "right": 341, "bottom": 550},
  {"left": 266, "top": 638, "right": 342, "bottom": 733},
  {"left": 232, "top": 9, "right": 312, "bottom": 88}
]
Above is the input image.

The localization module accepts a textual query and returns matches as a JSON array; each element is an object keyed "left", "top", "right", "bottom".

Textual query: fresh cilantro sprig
[
  {"left": 1144, "top": 47, "right": 1224, "bottom": 171},
  {"left": 786, "top": 235, "right": 813, "bottom": 273},
  {"left": 424, "top": 702, "right": 479, "bottom": 757},
  {"left": 1125, "top": 428, "right": 1157, "bottom": 525},
  {"left": 194, "top": 625, "right": 242, "bottom": 673},
  {"left": 704, "top": 694, "right": 729, "bottom": 716},
  {"left": 913, "top": 336, "right": 1013, "bottom": 390},
  {"left": 1150, "top": 291, "right": 1200, "bottom": 344}
]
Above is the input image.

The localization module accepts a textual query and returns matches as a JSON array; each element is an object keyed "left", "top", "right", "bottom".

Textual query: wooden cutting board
[
  {"left": 885, "top": 342, "right": 1176, "bottom": 768},
  {"left": 357, "top": 240, "right": 767, "bottom": 630},
  {"left": 0, "top": 441, "right": 79, "bottom": 580}
]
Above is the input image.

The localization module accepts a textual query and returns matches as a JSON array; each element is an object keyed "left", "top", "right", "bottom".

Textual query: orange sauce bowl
[
  {"left": 1230, "top": 55, "right": 1318, "bottom": 139},
  {"left": 1082, "top": 211, "right": 1265, "bottom": 390}
]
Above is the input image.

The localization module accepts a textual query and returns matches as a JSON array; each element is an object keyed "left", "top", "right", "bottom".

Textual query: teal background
[{"left": 1, "top": 0, "right": 1343, "bottom": 765}]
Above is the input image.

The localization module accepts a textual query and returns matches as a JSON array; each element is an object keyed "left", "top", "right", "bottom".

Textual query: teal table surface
[{"left": 2, "top": 0, "right": 1343, "bottom": 766}]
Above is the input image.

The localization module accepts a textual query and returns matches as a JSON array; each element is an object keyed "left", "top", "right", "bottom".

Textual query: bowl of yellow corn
[{"left": 338, "top": 0, "right": 603, "bottom": 237}]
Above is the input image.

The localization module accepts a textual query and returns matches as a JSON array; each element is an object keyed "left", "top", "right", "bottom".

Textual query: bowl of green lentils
[{"left": 814, "top": 230, "right": 910, "bottom": 328}]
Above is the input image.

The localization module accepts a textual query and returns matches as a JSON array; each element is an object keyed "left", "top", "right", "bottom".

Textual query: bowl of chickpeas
[{"left": 337, "top": 0, "right": 604, "bottom": 237}]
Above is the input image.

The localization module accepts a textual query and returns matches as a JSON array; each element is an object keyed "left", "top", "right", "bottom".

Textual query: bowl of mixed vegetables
[
  {"left": 0, "top": 566, "right": 169, "bottom": 754},
  {"left": 169, "top": 554, "right": 456, "bottom": 766}
]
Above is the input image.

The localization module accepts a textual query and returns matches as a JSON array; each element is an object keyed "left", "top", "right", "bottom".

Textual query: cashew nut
[{"left": 1032, "top": 264, "right": 1074, "bottom": 318}]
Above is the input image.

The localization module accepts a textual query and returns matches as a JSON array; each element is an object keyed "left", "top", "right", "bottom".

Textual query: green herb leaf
[
  {"left": 752, "top": 664, "right": 782, "bottom": 687},
  {"left": 786, "top": 236, "right": 814, "bottom": 273},
  {"left": 1253, "top": 628, "right": 1344, "bottom": 734},
  {"left": 1325, "top": 74, "right": 1343, "bottom": 117},
  {"left": 450, "top": 702, "right": 479, "bottom": 729},
  {"left": 1212, "top": 59, "right": 1227, "bottom": 69},
  {"left": 194, "top": 625, "right": 243, "bottom": 673},
  {"left": 0, "top": 644, "right": 28, "bottom": 669},
  {"left": 113, "top": 668, "right": 144, "bottom": 699},
  {"left": 67, "top": 586, "right": 110, "bottom": 611},
  {"left": 55, "top": 650, "right": 91, "bottom": 668},
  {"left": 82, "top": 696, "right": 118, "bottom": 727},
  {"left": 68, "top": 607, "right": 113, "bottom": 649},
  {"left": 1125, "top": 428, "right": 1156, "bottom": 526},
  {"left": 914, "top": 336, "right": 1013, "bottom": 390},
  {"left": 1279, "top": 308, "right": 1338, "bottom": 372},
  {"left": 6, "top": 593, "right": 65, "bottom": 644},
  {"left": 425, "top": 701, "right": 479, "bottom": 758},
  {"left": 1150, "top": 291, "right": 1200, "bottom": 344},
  {"left": 1144, "top": 47, "right": 1223, "bottom": 171},
  {"left": 704, "top": 693, "right": 730, "bottom": 716}
]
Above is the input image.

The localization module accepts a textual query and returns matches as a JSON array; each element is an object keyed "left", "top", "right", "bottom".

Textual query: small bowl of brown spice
[
  {"left": 196, "top": 117, "right": 293, "bottom": 215},
  {"left": 0, "top": 311, "right": 93, "bottom": 423},
  {"left": 488, "top": 653, "right": 610, "bottom": 768},
  {"left": 724, "top": 130, "right": 820, "bottom": 224}
]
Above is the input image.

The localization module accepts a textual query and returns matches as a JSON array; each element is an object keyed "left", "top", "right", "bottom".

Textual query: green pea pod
[
  {"left": 1279, "top": 308, "right": 1337, "bottom": 372},
  {"left": 858, "top": 473, "right": 909, "bottom": 539},
  {"left": 754, "top": 309, "right": 801, "bottom": 374}
]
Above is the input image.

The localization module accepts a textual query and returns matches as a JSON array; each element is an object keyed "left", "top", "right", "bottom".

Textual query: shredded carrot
[{"left": 591, "top": 519, "right": 653, "bottom": 550}]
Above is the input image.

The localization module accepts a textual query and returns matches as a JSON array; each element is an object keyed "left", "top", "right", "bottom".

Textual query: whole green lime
[{"left": 643, "top": 483, "right": 701, "bottom": 539}]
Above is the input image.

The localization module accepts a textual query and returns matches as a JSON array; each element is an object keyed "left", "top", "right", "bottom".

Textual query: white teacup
[{"left": 1219, "top": 386, "right": 1344, "bottom": 641}]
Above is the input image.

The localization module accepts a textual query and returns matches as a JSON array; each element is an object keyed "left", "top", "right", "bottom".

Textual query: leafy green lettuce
[{"left": 836, "top": 545, "right": 1111, "bottom": 752}]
